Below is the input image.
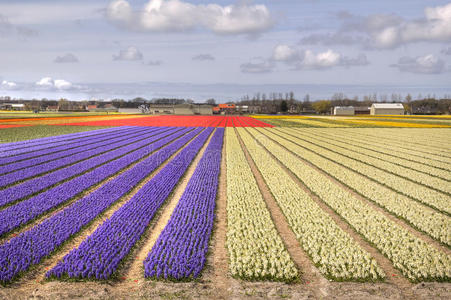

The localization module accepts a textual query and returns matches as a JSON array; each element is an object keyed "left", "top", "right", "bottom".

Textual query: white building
[
  {"left": 333, "top": 106, "right": 355, "bottom": 116},
  {"left": 370, "top": 103, "right": 405, "bottom": 115}
]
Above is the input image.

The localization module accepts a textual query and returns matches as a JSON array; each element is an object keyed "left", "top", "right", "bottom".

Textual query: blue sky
[{"left": 0, "top": 0, "right": 450, "bottom": 101}]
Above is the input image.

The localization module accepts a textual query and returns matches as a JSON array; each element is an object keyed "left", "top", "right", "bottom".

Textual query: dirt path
[
  {"left": 119, "top": 128, "right": 216, "bottom": 285},
  {"left": 255, "top": 128, "right": 418, "bottom": 299},
  {"left": 268, "top": 128, "right": 451, "bottom": 257},
  {"left": 200, "top": 129, "right": 230, "bottom": 299}
]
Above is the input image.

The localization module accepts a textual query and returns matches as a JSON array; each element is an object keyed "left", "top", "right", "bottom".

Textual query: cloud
[
  {"left": 272, "top": 44, "right": 300, "bottom": 62},
  {"left": 192, "top": 54, "right": 215, "bottom": 61},
  {"left": 390, "top": 54, "right": 448, "bottom": 74},
  {"left": 240, "top": 57, "right": 274, "bottom": 73},
  {"left": 269, "top": 45, "right": 369, "bottom": 70},
  {"left": 1, "top": 80, "right": 18, "bottom": 90},
  {"left": 144, "top": 60, "right": 163, "bottom": 66},
  {"left": 442, "top": 47, "right": 451, "bottom": 55},
  {"left": 305, "top": 3, "right": 451, "bottom": 49},
  {"left": 54, "top": 53, "right": 79, "bottom": 63},
  {"left": 0, "top": 14, "right": 37, "bottom": 38},
  {"left": 106, "top": 0, "right": 274, "bottom": 36},
  {"left": 113, "top": 46, "right": 143, "bottom": 61},
  {"left": 35, "top": 77, "right": 76, "bottom": 90}
]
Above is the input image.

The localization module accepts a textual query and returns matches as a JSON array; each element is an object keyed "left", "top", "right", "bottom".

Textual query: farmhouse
[
  {"left": 0, "top": 103, "right": 25, "bottom": 110},
  {"left": 149, "top": 104, "right": 212, "bottom": 115},
  {"left": 333, "top": 106, "right": 355, "bottom": 116},
  {"left": 370, "top": 103, "right": 405, "bottom": 115}
]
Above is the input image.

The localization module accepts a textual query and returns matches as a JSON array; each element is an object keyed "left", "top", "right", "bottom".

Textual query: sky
[{"left": 0, "top": 0, "right": 451, "bottom": 102}]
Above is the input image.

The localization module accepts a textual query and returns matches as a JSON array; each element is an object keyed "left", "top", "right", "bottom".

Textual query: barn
[
  {"left": 333, "top": 106, "right": 355, "bottom": 116},
  {"left": 370, "top": 103, "right": 405, "bottom": 115}
]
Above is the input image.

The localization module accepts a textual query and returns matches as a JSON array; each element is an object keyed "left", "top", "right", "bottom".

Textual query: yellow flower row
[
  {"left": 225, "top": 128, "right": 298, "bottom": 281},
  {"left": 252, "top": 128, "right": 451, "bottom": 282}
]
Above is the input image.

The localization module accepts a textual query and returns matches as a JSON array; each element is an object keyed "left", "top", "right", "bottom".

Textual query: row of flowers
[
  {"left": 144, "top": 128, "right": 224, "bottom": 280},
  {"left": 263, "top": 128, "right": 451, "bottom": 246},
  {"left": 329, "top": 128, "right": 451, "bottom": 164},
  {"left": 0, "top": 126, "right": 149, "bottom": 175},
  {"left": 0, "top": 127, "right": 203, "bottom": 284},
  {"left": 0, "top": 127, "right": 165, "bottom": 188},
  {"left": 239, "top": 128, "right": 384, "bottom": 281},
  {"left": 295, "top": 128, "right": 450, "bottom": 180},
  {"left": 47, "top": 128, "right": 213, "bottom": 280},
  {"left": 255, "top": 128, "right": 451, "bottom": 282},
  {"left": 290, "top": 128, "right": 451, "bottom": 194},
  {"left": 0, "top": 127, "right": 173, "bottom": 207},
  {"left": 0, "top": 126, "right": 128, "bottom": 154},
  {"left": 275, "top": 129, "right": 450, "bottom": 216},
  {"left": 0, "top": 128, "right": 190, "bottom": 237},
  {"left": 225, "top": 128, "right": 298, "bottom": 282}
]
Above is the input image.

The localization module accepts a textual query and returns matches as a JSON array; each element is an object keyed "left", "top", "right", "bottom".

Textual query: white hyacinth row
[
  {"left": 290, "top": 128, "right": 451, "bottom": 182},
  {"left": 225, "top": 128, "right": 298, "bottom": 282},
  {"left": 331, "top": 128, "right": 451, "bottom": 165},
  {"left": 309, "top": 128, "right": 451, "bottom": 172},
  {"left": 274, "top": 128, "right": 450, "bottom": 216},
  {"left": 250, "top": 128, "right": 451, "bottom": 282},
  {"left": 260, "top": 128, "right": 451, "bottom": 246},
  {"left": 237, "top": 128, "right": 385, "bottom": 281}
]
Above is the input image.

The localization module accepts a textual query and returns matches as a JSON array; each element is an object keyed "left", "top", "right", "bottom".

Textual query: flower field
[{"left": 0, "top": 115, "right": 449, "bottom": 299}]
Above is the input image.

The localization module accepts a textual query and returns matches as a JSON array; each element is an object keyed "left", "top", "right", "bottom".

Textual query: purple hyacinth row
[
  {"left": 0, "top": 126, "right": 132, "bottom": 159},
  {"left": 0, "top": 126, "right": 150, "bottom": 173},
  {"left": 0, "top": 127, "right": 126, "bottom": 152},
  {"left": 0, "top": 127, "right": 163, "bottom": 187},
  {"left": 47, "top": 128, "right": 214, "bottom": 280},
  {"left": 0, "top": 127, "right": 190, "bottom": 237},
  {"left": 0, "top": 127, "right": 202, "bottom": 284},
  {"left": 0, "top": 127, "right": 174, "bottom": 207},
  {"left": 144, "top": 128, "right": 223, "bottom": 280},
  {"left": 0, "top": 127, "right": 143, "bottom": 165}
]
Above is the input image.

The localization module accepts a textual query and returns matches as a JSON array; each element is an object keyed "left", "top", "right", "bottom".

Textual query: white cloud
[
  {"left": 106, "top": 0, "right": 274, "bottom": 36},
  {"left": 35, "top": 77, "right": 76, "bottom": 90},
  {"left": 272, "top": 45, "right": 299, "bottom": 62},
  {"left": 269, "top": 45, "right": 369, "bottom": 70},
  {"left": 192, "top": 54, "right": 215, "bottom": 61},
  {"left": 390, "top": 54, "right": 448, "bottom": 74},
  {"left": 113, "top": 46, "right": 143, "bottom": 61},
  {"left": 240, "top": 57, "right": 274, "bottom": 73},
  {"left": 54, "top": 53, "right": 79, "bottom": 63},
  {"left": 1, "top": 80, "right": 17, "bottom": 90}
]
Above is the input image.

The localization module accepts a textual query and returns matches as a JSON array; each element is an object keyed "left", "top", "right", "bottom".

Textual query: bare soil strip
[
  {"left": 1, "top": 128, "right": 203, "bottom": 287},
  {"left": 255, "top": 128, "right": 417, "bottom": 299},
  {"left": 235, "top": 127, "right": 329, "bottom": 298},
  {"left": 0, "top": 128, "right": 190, "bottom": 245},
  {"left": 200, "top": 129, "right": 230, "bottom": 299},
  {"left": 119, "top": 128, "right": 216, "bottom": 284},
  {"left": 268, "top": 129, "right": 451, "bottom": 256}
]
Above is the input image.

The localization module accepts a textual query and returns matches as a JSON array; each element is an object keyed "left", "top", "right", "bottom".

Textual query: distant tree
[
  {"left": 280, "top": 100, "right": 288, "bottom": 113},
  {"left": 206, "top": 98, "right": 216, "bottom": 105},
  {"left": 312, "top": 100, "right": 332, "bottom": 114}
]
